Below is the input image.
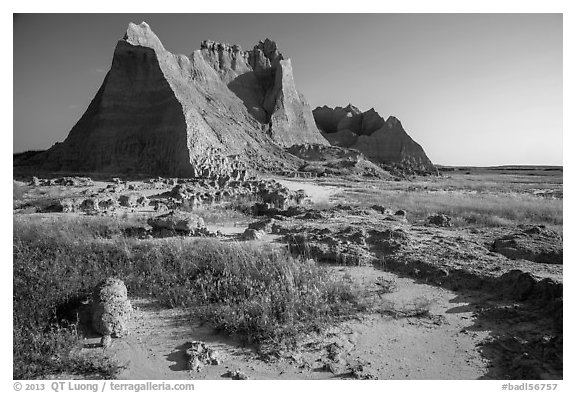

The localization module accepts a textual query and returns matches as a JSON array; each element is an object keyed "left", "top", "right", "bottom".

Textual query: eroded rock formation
[
  {"left": 313, "top": 105, "right": 437, "bottom": 175},
  {"left": 19, "top": 22, "right": 327, "bottom": 177},
  {"left": 91, "top": 278, "right": 132, "bottom": 338}
]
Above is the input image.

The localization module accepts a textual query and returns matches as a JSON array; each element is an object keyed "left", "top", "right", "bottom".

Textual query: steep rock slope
[
  {"left": 20, "top": 22, "right": 326, "bottom": 177},
  {"left": 313, "top": 105, "right": 436, "bottom": 174}
]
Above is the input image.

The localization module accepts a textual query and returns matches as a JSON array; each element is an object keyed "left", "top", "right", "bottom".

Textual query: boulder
[
  {"left": 91, "top": 278, "right": 132, "bottom": 337},
  {"left": 492, "top": 226, "right": 562, "bottom": 264},
  {"left": 147, "top": 211, "right": 206, "bottom": 234}
]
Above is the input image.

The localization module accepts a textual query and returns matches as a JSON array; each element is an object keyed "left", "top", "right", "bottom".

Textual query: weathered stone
[
  {"left": 91, "top": 278, "right": 132, "bottom": 337},
  {"left": 428, "top": 213, "right": 453, "bottom": 227},
  {"left": 185, "top": 341, "right": 222, "bottom": 372},
  {"left": 147, "top": 211, "right": 206, "bottom": 234},
  {"left": 100, "top": 334, "right": 112, "bottom": 349},
  {"left": 492, "top": 226, "right": 562, "bottom": 264}
]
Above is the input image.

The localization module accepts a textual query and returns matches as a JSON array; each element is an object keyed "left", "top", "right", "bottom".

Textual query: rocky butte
[
  {"left": 313, "top": 104, "right": 437, "bottom": 175},
  {"left": 18, "top": 22, "right": 327, "bottom": 177},
  {"left": 15, "top": 22, "right": 438, "bottom": 177}
]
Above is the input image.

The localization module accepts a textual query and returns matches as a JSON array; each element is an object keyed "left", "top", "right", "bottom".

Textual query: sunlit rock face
[
  {"left": 24, "top": 22, "right": 327, "bottom": 177},
  {"left": 313, "top": 105, "right": 437, "bottom": 174}
]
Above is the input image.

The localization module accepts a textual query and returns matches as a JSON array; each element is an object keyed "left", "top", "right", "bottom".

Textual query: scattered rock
[
  {"left": 119, "top": 193, "right": 147, "bottom": 208},
  {"left": 29, "top": 176, "right": 94, "bottom": 187},
  {"left": 185, "top": 341, "right": 222, "bottom": 372}
]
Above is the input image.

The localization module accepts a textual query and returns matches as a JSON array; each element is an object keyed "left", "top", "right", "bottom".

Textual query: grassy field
[
  {"left": 326, "top": 170, "right": 563, "bottom": 230},
  {"left": 13, "top": 215, "right": 366, "bottom": 379}
]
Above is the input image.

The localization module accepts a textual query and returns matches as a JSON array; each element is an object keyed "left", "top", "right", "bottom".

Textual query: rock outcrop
[
  {"left": 18, "top": 22, "right": 327, "bottom": 177},
  {"left": 492, "top": 226, "right": 563, "bottom": 264},
  {"left": 313, "top": 105, "right": 437, "bottom": 175},
  {"left": 286, "top": 143, "right": 389, "bottom": 178}
]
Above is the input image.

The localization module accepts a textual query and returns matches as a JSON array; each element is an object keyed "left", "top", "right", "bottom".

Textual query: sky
[{"left": 13, "top": 13, "right": 563, "bottom": 166}]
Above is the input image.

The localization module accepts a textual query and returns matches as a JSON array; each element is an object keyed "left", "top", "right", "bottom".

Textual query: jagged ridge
[
  {"left": 17, "top": 22, "right": 327, "bottom": 177},
  {"left": 313, "top": 105, "right": 437, "bottom": 175}
]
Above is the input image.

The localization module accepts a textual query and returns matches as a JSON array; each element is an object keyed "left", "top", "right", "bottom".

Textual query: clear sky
[{"left": 13, "top": 13, "right": 562, "bottom": 166}]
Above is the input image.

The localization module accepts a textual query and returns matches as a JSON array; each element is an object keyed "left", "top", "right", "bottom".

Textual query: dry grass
[
  {"left": 342, "top": 189, "right": 562, "bottom": 227},
  {"left": 13, "top": 215, "right": 366, "bottom": 378},
  {"left": 333, "top": 171, "right": 562, "bottom": 229}
]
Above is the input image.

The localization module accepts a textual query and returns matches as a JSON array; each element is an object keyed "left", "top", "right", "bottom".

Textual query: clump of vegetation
[{"left": 14, "top": 215, "right": 366, "bottom": 378}]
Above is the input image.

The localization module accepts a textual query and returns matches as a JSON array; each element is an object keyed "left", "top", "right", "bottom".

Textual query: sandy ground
[{"left": 80, "top": 266, "right": 489, "bottom": 380}]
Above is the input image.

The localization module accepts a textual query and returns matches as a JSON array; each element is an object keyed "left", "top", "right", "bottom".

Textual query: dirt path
[
  {"left": 82, "top": 266, "right": 490, "bottom": 380},
  {"left": 324, "top": 267, "right": 490, "bottom": 379}
]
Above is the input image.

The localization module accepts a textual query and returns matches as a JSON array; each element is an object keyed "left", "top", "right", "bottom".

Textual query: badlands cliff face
[
  {"left": 26, "top": 22, "right": 327, "bottom": 177},
  {"left": 313, "top": 105, "right": 437, "bottom": 174}
]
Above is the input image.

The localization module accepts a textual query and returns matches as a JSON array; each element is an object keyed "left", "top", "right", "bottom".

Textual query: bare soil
[{"left": 82, "top": 267, "right": 494, "bottom": 380}]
